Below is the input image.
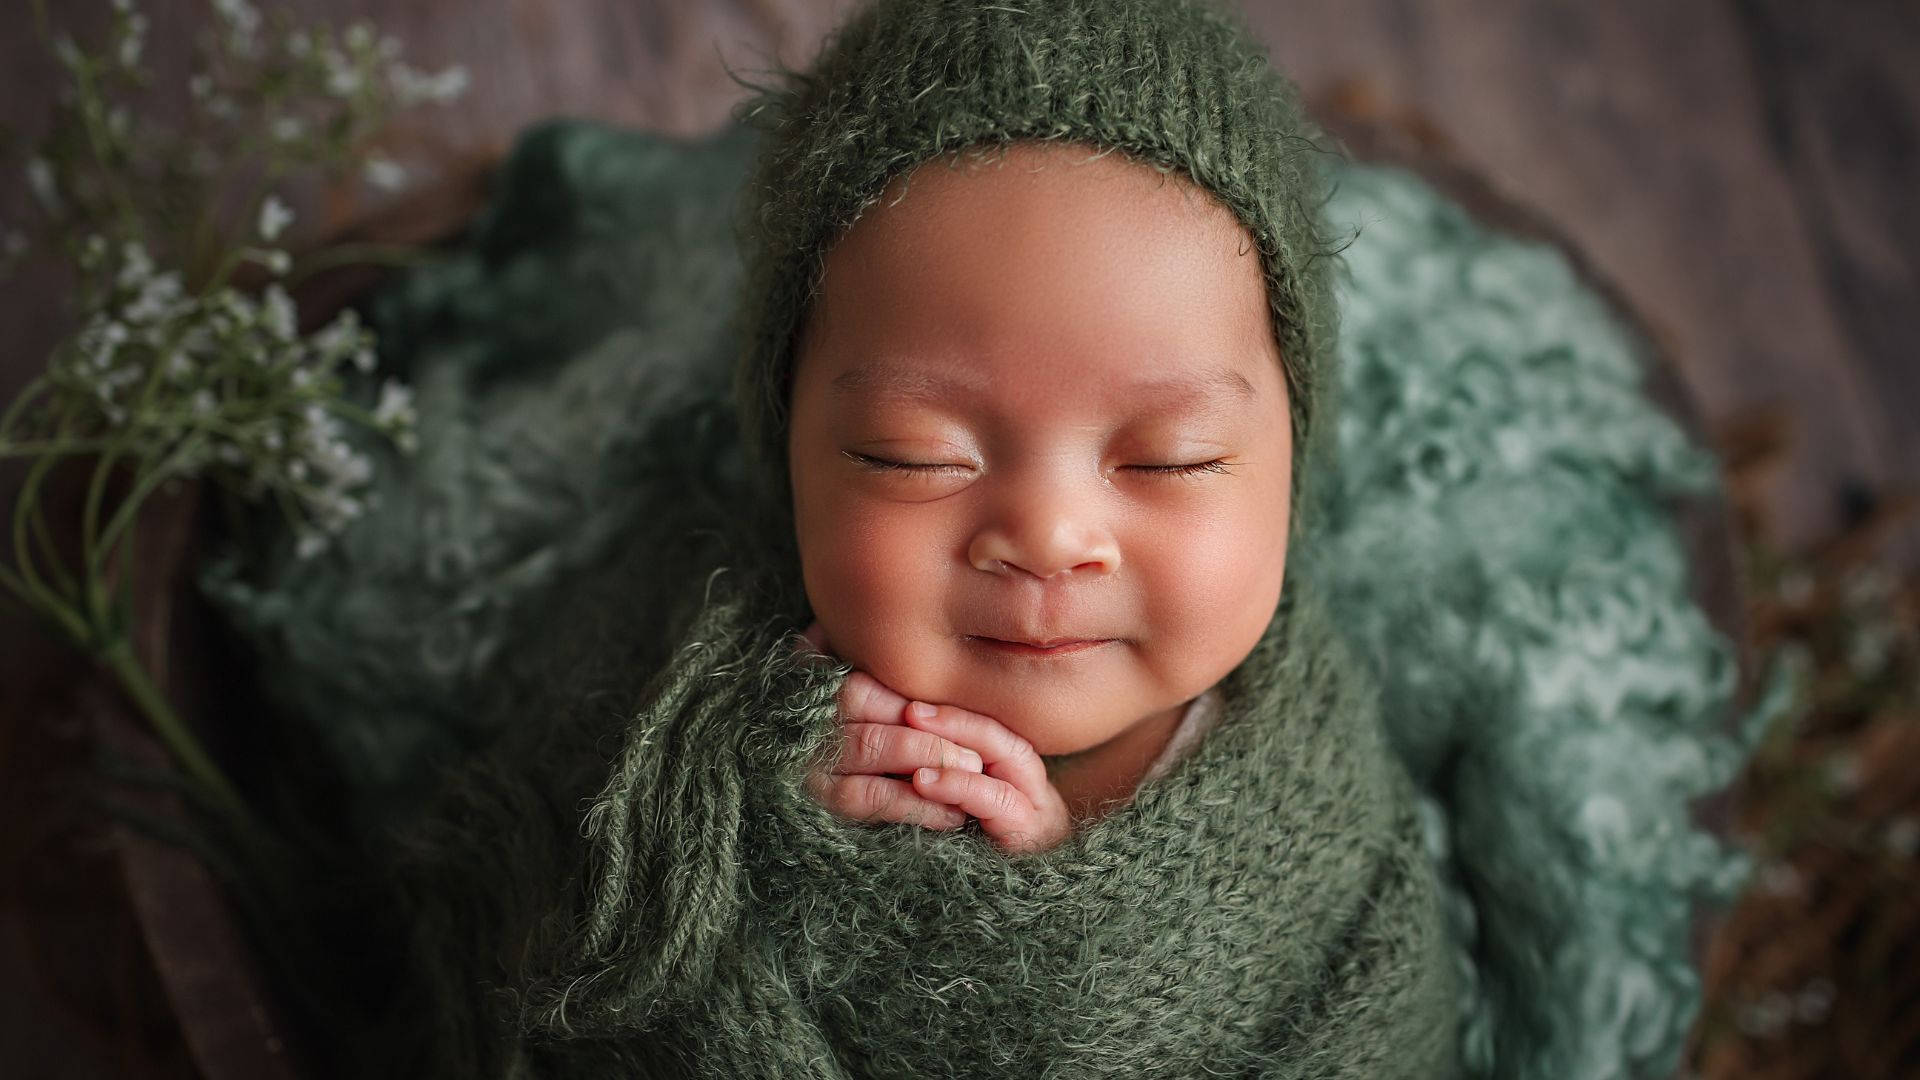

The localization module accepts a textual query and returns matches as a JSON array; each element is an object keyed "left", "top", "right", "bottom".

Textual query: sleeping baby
[
  {"left": 789, "top": 138, "right": 1295, "bottom": 852},
  {"left": 395, "top": 0, "right": 1465, "bottom": 1076}
]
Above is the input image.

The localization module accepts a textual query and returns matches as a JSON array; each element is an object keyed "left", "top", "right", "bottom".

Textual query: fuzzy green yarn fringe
[{"left": 204, "top": 118, "right": 1765, "bottom": 1078}]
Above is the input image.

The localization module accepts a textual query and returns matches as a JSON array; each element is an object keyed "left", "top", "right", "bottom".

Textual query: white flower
[
  {"left": 311, "top": 308, "right": 363, "bottom": 359},
  {"left": 352, "top": 347, "right": 376, "bottom": 373},
  {"left": 286, "top": 30, "right": 312, "bottom": 58},
  {"left": 261, "top": 283, "right": 297, "bottom": 341},
  {"left": 190, "top": 389, "right": 217, "bottom": 417},
  {"left": 296, "top": 531, "right": 328, "bottom": 559},
  {"left": 25, "top": 157, "right": 60, "bottom": 212},
  {"left": 118, "top": 14, "right": 147, "bottom": 67},
  {"left": 1888, "top": 817, "right": 1920, "bottom": 859},
  {"left": 123, "top": 271, "right": 183, "bottom": 323},
  {"left": 290, "top": 368, "right": 314, "bottom": 390},
  {"left": 116, "top": 242, "right": 154, "bottom": 288},
  {"left": 165, "top": 351, "right": 192, "bottom": 380},
  {"left": 326, "top": 65, "right": 362, "bottom": 97},
  {"left": 270, "top": 116, "right": 306, "bottom": 142},
  {"left": 362, "top": 157, "right": 407, "bottom": 192},
  {"left": 261, "top": 249, "right": 292, "bottom": 276},
  {"left": 53, "top": 36, "right": 83, "bottom": 69},
  {"left": 388, "top": 63, "right": 469, "bottom": 105},
  {"left": 189, "top": 73, "right": 213, "bottom": 100},
  {"left": 372, "top": 379, "right": 414, "bottom": 429},
  {"left": 345, "top": 24, "right": 374, "bottom": 51},
  {"left": 258, "top": 195, "right": 295, "bottom": 241}
]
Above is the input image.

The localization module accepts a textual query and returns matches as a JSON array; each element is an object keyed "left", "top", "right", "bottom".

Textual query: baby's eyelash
[
  {"left": 843, "top": 452, "right": 1235, "bottom": 477},
  {"left": 1128, "top": 460, "right": 1235, "bottom": 477},
  {"left": 843, "top": 451, "right": 969, "bottom": 473}
]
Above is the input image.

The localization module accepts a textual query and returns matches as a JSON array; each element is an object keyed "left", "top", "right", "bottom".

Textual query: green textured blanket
[
  {"left": 393, "top": 562, "right": 1458, "bottom": 1078},
  {"left": 205, "top": 118, "right": 1762, "bottom": 1079}
]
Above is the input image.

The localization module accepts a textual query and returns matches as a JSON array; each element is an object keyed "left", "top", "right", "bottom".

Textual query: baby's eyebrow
[{"left": 828, "top": 362, "right": 1258, "bottom": 413}]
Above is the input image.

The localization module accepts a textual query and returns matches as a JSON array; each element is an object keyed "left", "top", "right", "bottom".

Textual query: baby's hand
[{"left": 795, "top": 621, "right": 1072, "bottom": 854}]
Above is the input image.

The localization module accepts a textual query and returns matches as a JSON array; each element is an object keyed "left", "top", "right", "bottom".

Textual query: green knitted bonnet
[{"left": 728, "top": 0, "right": 1344, "bottom": 555}]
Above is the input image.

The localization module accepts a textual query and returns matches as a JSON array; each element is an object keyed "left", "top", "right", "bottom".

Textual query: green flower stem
[
  {"left": 11, "top": 453, "right": 78, "bottom": 636},
  {"left": 28, "top": 499, "right": 81, "bottom": 604},
  {"left": 97, "top": 633, "right": 252, "bottom": 829},
  {"left": 0, "top": 438, "right": 120, "bottom": 459},
  {"left": 81, "top": 444, "right": 125, "bottom": 586},
  {"left": 0, "top": 374, "right": 50, "bottom": 443},
  {"left": 91, "top": 435, "right": 206, "bottom": 579},
  {"left": 285, "top": 242, "right": 428, "bottom": 287}
]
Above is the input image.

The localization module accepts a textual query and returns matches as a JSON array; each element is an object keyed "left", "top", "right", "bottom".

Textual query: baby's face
[{"left": 787, "top": 141, "right": 1291, "bottom": 757}]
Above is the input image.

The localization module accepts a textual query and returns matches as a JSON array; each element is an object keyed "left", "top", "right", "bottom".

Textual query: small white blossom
[
  {"left": 287, "top": 30, "right": 312, "bottom": 58},
  {"left": 261, "top": 249, "right": 292, "bottom": 276},
  {"left": 261, "top": 284, "right": 297, "bottom": 341},
  {"left": 388, "top": 63, "right": 469, "bottom": 105},
  {"left": 296, "top": 531, "right": 328, "bottom": 559},
  {"left": 26, "top": 157, "right": 60, "bottom": 212},
  {"left": 352, "top": 347, "right": 376, "bottom": 373},
  {"left": 1736, "top": 992, "right": 1792, "bottom": 1039},
  {"left": 53, "top": 36, "right": 83, "bottom": 70},
  {"left": 118, "top": 13, "right": 147, "bottom": 68},
  {"left": 122, "top": 271, "right": 183, "bottom": 323},
  {"left": 117, "top": 242, "right": 154, "bottom": 288},
  {"left": 326, "top": 64, "right": 362, "bottom": 97},
  {"left": 1758, "top": 861, "right": 1802, "bottom": 898},
  {"left": 1887, "top": 816, "right": 1920, "bottom": 859},
  {"left": 165, "top": 351, "right": 192, "bottom": 380},
  {"left": 1793, "top": 978, "right": 1836, "bottom": 1025},
  {"left": 270, "top": 116, "right": 306, "bottom": 142},
  {"left": 290, "top": 367, "right": 314, "bottom": 390},
  {"left": 190, "top": 389, "right": 217, "bottom": 417},
  {"left": 362, "top": 156, "right": 407, "bottom": 192},
  {"left": 189, "top": 73, "right": 213, "bottom": 100},
  {"left": 258, "top": 195, "right": 295, "bottom": 241},
  {"left": 372, "top": 379, "right": 414, "bottom": 429}
]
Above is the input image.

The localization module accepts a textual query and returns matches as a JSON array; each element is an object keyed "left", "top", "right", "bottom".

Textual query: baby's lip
[{"left": 967, "top": 630, "right": 1121, "bottom": 645}]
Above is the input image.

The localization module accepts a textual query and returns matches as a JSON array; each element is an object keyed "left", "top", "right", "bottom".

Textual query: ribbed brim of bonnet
[{"left": 726, "top": 0, "right": 1344, "bottom": 553}]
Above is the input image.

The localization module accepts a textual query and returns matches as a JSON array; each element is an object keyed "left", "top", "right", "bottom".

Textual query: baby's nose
[{"left": 965, "top": 481, "right": 1120, "bottom": 581}]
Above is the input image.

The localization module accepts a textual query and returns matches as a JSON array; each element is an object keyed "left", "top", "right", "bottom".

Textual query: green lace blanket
[{"left": 203, "top": 119, "right": 1767, "bottom": 1078}]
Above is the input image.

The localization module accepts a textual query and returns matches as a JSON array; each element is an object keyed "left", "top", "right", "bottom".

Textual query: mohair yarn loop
[{"left": 729, "top": 0, "right": 1345, "bottom": 548}]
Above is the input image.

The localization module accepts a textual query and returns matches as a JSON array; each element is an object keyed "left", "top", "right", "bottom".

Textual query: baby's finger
[
  {"left": 903, "top": 702, "right": 1049, "bottom": 795},
  {"left": 817, "top": 773, "right": 967, "bottom": 831},
  {"left": 834, "top": 723, "right": 983, "bottom": 776},
  {"left": 838, "top": 670, "right": 911, "bottom": 725},
  {"left": 910, "top": 768, "right": 1053, "bottom": 851}
]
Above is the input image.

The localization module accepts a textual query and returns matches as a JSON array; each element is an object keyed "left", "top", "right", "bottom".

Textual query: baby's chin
[{"left": 859, "top": 645, "right": 1175, "bottom": 756}]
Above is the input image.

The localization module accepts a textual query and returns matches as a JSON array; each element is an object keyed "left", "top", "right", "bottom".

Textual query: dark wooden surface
[{"left": 2, "top": 2, "right": 1915, "bottom": 1077}]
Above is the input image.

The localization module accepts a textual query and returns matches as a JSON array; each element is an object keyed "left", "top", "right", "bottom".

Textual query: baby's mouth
[{"left": 966, "top": 636, "right": 1115, "bottom": 657}]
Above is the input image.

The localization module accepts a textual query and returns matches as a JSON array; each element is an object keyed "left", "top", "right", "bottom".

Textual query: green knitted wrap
[
  {"left": 393, "top": 561, "right": 1459, "bottom": 1078},
  {"left": 729, "top": 0, "right": 1343, "bottom": 552}
]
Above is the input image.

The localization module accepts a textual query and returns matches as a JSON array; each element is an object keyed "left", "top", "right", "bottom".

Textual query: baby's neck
[{"left": 1044, "top": 699, "right": 1191, "bottom": 823}]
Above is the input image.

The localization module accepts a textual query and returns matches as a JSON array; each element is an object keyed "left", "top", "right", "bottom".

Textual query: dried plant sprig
[{"left": 1, "top": 0, "right": 462, "bottom": 826}]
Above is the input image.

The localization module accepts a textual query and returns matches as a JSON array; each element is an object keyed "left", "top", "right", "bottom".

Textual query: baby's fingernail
[
  {"left": 907, "top": 701, "right": 937, "bottom": 721},
  {"left": 916, "top": 767, "right": 938, "bottom": 784},
  {"left": 960, "top": 750, "right": 983, "bottom": 772}
]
